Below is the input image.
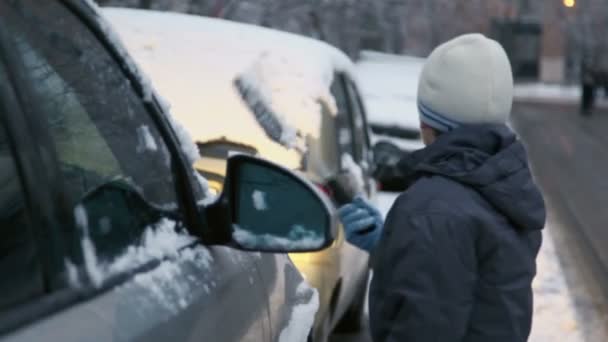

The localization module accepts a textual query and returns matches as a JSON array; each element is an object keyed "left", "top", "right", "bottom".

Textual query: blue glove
[{"left": 337, "top": 196, "right": 383, "bottom": 252}]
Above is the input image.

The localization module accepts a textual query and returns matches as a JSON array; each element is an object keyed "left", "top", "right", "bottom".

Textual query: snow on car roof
[
  {"left": 355, "top": 50, "right": 425, "bottom": 131},
  {"left": 103, "top": 8, "right": 356, "bottom": 168}
]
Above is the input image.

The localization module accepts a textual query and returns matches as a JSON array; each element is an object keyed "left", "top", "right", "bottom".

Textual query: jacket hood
[{"left": 403, "top": 124, "right": 545, "bottom": 231}]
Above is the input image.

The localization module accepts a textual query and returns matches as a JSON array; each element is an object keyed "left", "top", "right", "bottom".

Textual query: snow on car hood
[
  {"left": 355, "top": 50, "right": 425, "bottom": 131},
  {"left": 103, "top": 8, "right": 355, "bottom": 169}
]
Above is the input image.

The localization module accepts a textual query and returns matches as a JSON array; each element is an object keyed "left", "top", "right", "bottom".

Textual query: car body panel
[{"left": 3, "top": 246, "right": 270, "bottom": 342}]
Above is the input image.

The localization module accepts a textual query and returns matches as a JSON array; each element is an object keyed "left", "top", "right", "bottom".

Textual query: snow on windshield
[
  {"left": 233, "top": 224, "right": 324, "bottom": 250},
  {"left": 278, "top": 281, "right": 320, "bottom": 342},
  {"left": 355, "top": 50, "right": 425, "bottom": 131}
]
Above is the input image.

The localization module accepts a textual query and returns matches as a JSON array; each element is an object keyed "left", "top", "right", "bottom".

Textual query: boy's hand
[{"left": 337, "top": 196, "right": 384, "bottom": 252}]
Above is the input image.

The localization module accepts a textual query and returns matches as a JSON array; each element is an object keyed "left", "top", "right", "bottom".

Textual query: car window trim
[
  {"left": 332, "top": 73, "right": 357, "bottom": 165},
  {"left": 345, "top": 78, "right": 373, "bottom": 154}
]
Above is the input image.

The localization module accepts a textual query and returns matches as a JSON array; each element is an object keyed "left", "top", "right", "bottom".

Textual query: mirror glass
[{"left": 231, "top": 161, "right": 329, "bottom": 252}]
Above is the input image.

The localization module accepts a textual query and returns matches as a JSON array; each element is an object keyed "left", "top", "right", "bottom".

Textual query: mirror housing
[
  {"left": 372, "top": 141, "right": 409, "bottom": 192},
  {"left": 201, "top": 155, "right": 337, "bottom": 253}
]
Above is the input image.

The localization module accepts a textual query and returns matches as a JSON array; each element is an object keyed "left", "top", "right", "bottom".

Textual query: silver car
[{"left": 0, "top": 1, "right": 335, "bottom": 341}]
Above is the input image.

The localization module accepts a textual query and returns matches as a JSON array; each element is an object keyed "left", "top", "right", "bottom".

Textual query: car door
[{"left": 0, "top": 1, "right": 270, "bottom": 341}]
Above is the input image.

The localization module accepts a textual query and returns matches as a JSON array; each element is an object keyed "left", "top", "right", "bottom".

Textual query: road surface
[{"left": 330, "top": 102, "right": 608, "bottom": 342}]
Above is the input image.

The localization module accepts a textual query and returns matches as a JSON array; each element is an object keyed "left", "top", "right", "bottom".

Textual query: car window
[
  {"left": 0, "top": 99, "right": 44, "bottom": 312},
  {"left": 345, "top": 79, "right": 371, "bottom": 167},
  {"left": 1, "top": 1, "right": 181, "bottom": 268},
  {"left": 330, "top": 76, "right": 356, "bottom": 163}
]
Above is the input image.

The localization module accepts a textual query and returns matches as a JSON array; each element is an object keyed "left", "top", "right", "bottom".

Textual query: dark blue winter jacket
[{"left": 369, "top": 124, "right": 545, "bottom": 342}]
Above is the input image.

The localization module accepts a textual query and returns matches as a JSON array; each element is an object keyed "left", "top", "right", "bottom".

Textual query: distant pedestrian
[
  {"left": 338, "top": 33, "right": 546, "bottom": 342},
  {"left": 580, "top": 57, "right": 596, "bottom": 115}
]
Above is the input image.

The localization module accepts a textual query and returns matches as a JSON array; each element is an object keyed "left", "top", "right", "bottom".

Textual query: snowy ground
[
  {"left": 530, "top": 215, "right": 585, "bottom": 342},
  {"left": 514, "top": 83, "right": 608, "bottom": 107},
  {"left": 374, "top": 192, "right": 591, "bottom": 342}
]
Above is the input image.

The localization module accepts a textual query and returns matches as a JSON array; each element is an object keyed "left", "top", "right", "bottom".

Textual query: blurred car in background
[
  {"left": 106, "top": 8, "right": 375, "bottom": 342},
  {"left": 0, "top": 1, "right": 334, "bottom": 341},
  {"left": 355, "top": 51, "right": 426, "bottom": 191}
]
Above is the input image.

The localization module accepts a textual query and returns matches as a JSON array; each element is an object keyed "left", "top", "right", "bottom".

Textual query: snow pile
[
  {"left": 233, "top": 224, "right": 324, "bottom": 250},
  {"left": 355, "top": 50, "right": 425, "bottom": 131},
  {"left": 278, "top": 281, "right": 320, "bottom": 342},
  {"left": 72, "top": 204, "right": 199, "bottom": 288}
]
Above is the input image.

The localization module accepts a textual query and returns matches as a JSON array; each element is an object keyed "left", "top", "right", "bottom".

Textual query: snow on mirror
[{"left": 231, "top": 161, "right": 330, "bottom": 252}]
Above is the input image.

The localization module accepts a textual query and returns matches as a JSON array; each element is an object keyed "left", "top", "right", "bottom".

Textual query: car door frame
[{"left": 342, "top": 75, "right": 376, "bottom": 197}]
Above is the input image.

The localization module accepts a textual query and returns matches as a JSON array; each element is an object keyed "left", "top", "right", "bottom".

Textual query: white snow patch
[
  {"left": 82, "top": 237, "right": 103, "bottom": 288},
  {"left": 233, "top": 224, "right": 324, "bottom": 250},
  {"left": 136, "top": 125, "right": 158, "bottom": 152},
  {"left": 252, "top": 190, "right": 268, "bottom": 211},
  {"left": 65, "top": 259, "right": 81, "bottom": 288},
  {"left": 72, "top": 217, "right": 204, "bottom": 288},
  {"left": 128, "top": 245, "right": 212, "bottom": 313},
  {"left": 341, "top": 153, "right": 366, "bottom": 191},
  {"left": 74, "top": 205, "right": 104, "bottom": 287},
  {"left": 105, "top": 218, "right": 196, "bottom": 275},
  {"left": 278, "top": 281, "right": 320, "bottom": 342},
  {"left": 529, "top": 219, "right": 585, "bottom": 342},
  {"left": 74, "top": 204, "right": 89, "bottom": 230}
]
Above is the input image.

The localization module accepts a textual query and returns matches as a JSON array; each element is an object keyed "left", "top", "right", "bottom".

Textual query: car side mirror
[
  {"left": 202, "top": 154, "right": 336, "bottom": 253},
  {"left": 372, "top": 141, "right": 409, "bottom": 192}
]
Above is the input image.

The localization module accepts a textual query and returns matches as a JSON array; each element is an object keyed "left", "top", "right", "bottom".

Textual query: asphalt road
[{"left": 330, "top": 101, "right": 608, "bottom": 342}]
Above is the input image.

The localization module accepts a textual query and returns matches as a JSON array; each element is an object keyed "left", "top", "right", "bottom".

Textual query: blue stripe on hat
[{"left": 418, "top": 101, "right": 461, "bottom": 132}]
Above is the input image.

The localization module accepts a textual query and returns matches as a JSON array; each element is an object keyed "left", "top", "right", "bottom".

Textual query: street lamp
[{"left": 563, "top": 0, "right": 576, "bottom": 8}]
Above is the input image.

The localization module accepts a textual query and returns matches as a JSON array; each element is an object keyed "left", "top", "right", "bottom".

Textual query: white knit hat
[{"left": 417, "top": 33, "right": 513, "bottom": 132}]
